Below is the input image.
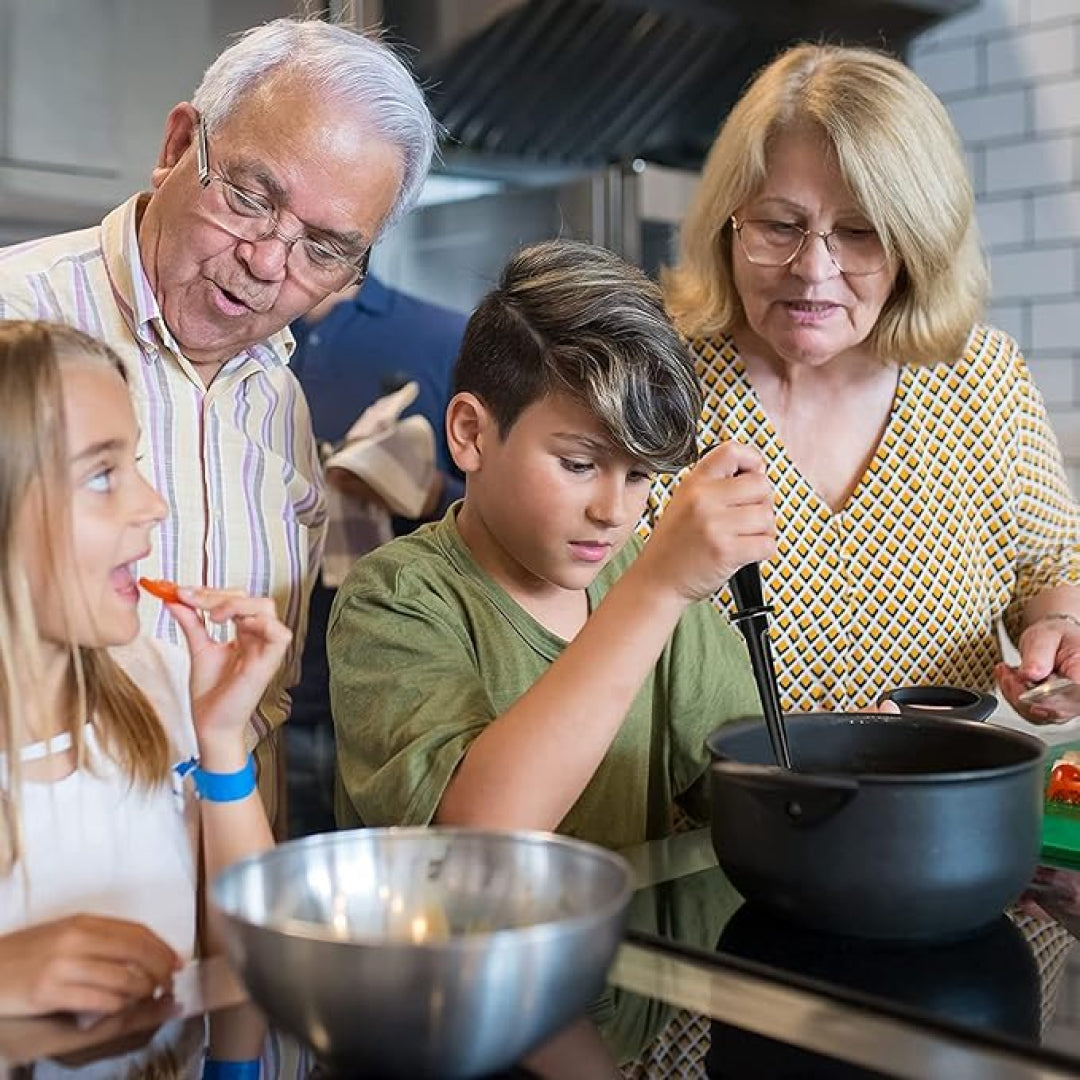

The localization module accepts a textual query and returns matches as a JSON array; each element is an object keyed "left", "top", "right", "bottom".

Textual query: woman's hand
[
  {"left": 996, "top": 614, "right": 1080, "bottom": 723},
  {"left": 867, "top": 699, "right": 902, "bottom": 715},
  {"left": 163, "top": 588, "right": 292, "bottom": 764},
  {"left": 0, "top": 915, "right": 178, "bottom": 1018}
]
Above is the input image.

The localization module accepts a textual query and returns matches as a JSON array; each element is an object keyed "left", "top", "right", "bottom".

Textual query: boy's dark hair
[{"left": 453, "top": 240, "right": 701, "bottom": 472}]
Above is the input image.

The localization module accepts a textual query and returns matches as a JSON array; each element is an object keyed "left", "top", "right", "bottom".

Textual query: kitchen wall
[
  {"left": 0, "top": 0, "right": 299, "bottom": 245},
  {"left": 910, "top": 0, "right": 1080, "bottom": 493},
  {"left": 373, "top": 185, "right": 566, "bottom": 313},
  {"left": 373, "top": 164, "right": 696, "bottom": 315}
]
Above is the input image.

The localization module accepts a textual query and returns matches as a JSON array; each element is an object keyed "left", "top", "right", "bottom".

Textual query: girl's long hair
[{"left": 0, "top": 321, "right": 169, "bottom": 872}]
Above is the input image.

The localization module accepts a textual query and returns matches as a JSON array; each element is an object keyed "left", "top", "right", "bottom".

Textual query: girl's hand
[
  {"left": 0, "top": 915, "right": 178, "bottom": 1018},
  {"left": 163, "top": 587, "right": 292, "bottom": 763}
]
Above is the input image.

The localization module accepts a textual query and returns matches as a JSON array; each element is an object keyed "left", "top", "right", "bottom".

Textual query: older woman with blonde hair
[{"left": 652, "top": 42, "right": 1080, "bottom": 723}]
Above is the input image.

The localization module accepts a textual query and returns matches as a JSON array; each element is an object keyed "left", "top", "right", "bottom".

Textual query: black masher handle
[{"left": 729, "top": 564, "right": 793, "bottom": 769}]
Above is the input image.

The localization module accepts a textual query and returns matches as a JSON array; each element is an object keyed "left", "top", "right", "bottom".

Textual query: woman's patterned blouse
[{"left": 645, "top": 326, "right": 1080, "bottom": 712}]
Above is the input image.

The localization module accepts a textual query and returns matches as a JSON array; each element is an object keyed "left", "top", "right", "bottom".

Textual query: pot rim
[{"left": 707, "top": 713, "right": 1046, "bottom": 784}]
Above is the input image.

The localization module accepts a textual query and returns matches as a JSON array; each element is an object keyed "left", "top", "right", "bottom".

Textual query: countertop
[{"left": 4, "top": 828, "right": 1080, "bottom": 1079}]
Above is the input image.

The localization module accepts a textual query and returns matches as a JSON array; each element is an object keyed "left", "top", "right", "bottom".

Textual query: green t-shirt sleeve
[
  {"left": 328, "top": 574, "right": 495, "bottom": 828},
  {"left": 663, "top": 599, "right": 760, "bottom": 824}
]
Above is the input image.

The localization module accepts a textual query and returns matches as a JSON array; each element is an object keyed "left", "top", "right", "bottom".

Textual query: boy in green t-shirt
[{"left": 328, "top": 239, "right": 775, "bottom": 848}]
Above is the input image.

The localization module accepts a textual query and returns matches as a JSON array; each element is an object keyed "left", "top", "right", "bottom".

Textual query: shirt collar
[
  {"left": 101, "top": 193, "right": 294, "bottom": 371},
  {"left": 353, "top": 274, "right": 393, "bottom": 316}
]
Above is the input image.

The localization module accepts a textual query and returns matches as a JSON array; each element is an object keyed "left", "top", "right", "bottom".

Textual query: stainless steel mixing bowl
[{"left": 210, "top": 827, "right": 634, "bottom": 1077}]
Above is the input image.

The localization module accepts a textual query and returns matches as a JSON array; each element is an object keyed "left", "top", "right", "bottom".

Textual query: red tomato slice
[
  {"left": 1047, "top": 761, "right": 1080, "bottom": 806},
  {"left": 138, "top": 577, "right": 181, "bottom": 604}
]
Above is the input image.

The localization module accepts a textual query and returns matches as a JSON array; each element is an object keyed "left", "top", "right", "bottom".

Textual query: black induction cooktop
[{"left": 623, "top": 860, "right": 1080, "bottom": 1078}]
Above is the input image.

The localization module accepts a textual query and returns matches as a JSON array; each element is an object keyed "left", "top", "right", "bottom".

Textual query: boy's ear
[{"left": 446, "top": 392, "right": 493, "bottom": 474}]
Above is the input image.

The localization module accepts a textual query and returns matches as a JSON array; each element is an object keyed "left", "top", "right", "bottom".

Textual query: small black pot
[{"left": 706, "top": 712, "right": 1046, "bottom": 942}]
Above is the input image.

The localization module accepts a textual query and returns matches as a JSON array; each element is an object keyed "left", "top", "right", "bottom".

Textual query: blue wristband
[
  {"left": 203, "top": 1060, "right": 260, "bottom": 1080},
  {"left": 193, "top": 753, "right": 256, "bottom": 802}
]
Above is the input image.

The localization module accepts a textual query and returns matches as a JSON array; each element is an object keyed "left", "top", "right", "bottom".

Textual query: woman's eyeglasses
[{"left": 731, "top": 216, "right": 888, "bottom": 276}]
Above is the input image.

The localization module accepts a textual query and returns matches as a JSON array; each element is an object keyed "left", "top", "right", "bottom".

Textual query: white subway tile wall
[
  {"left": 978, "top": 196, "right": 1027, "bottom": 247},
  {"left": 1033, "top": 298, "right": 1080, "bottom": 350},
  {"left": 992, "top": 246, "right": 1076, "bottom": 298},
  {"left": 915, "top": 0, "right": 1028, "bottom": 44},
  {"left": 984, "top": 133, "right": 1074, "bottom": 194},
  {"left": 912, "top": 0, "right": 1080, "bottom": 496},
  {"left": 949, "top": 87, "right": 1029, "bottom": 141},
  {"left": 922, "top": 34, "right": 1080, "bottom": 1032},
  {"left": 1035, "top": 190, "right": 1080, "bottom": 241},
  {"left": 986, "top": 23, "right": 1076, "bottom": 86}
]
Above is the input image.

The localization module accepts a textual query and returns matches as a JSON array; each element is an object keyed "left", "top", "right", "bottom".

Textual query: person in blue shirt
[{"left": 288, "top": 272, "right": 468, "bottom": 836}]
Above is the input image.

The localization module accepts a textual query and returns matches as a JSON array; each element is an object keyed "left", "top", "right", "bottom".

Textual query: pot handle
[
  {"left": 711, "top": 761, "right": 858, "bottom": 828},
  {"left": 879, "top": 685, "right": 998, "bottom": 722}
]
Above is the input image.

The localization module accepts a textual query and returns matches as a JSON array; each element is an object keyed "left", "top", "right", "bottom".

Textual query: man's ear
[
  {"left": 446, "top": 392, "right": 494, "bottom": 474},
  {"left": 150, "top": 103, "right": 199, "bottom": 191}
]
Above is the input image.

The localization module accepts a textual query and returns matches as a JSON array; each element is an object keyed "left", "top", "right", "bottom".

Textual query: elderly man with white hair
[{"left": 0, "top": 18, "right": 438, "bottom": 830}]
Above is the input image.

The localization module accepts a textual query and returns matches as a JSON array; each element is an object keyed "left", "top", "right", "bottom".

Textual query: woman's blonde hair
[
  {"left": 664, "top": 43, "right": 989, "bottom": 365},
  {"left": 0, "top": 321, "right": 169, "bottom": 871}
]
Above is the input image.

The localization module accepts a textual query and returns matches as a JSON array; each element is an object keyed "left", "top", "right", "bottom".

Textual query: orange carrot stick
[{"left": 138, "top": 577, "right": 182, "bottom": 604}]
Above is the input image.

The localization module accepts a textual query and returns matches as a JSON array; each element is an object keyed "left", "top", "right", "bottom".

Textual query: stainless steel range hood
[
  {"left": 335, "top": 0, "right": 978, "bottom": 313},
  {"left": 379, "top": 0, "right": 978, "bottom": 173}
]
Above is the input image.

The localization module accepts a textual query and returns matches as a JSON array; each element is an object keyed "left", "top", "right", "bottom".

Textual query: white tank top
[{"left": 0, "top": 638, "right": 199, "bottom": 958}]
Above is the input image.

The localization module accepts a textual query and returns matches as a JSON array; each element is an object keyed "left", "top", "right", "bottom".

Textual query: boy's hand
[
  {"left": 0, "top": 915, "right": 178, "bottom": 1017},
  {"left": 644, "top": 442, "right": 777, "bottom": 602},
  {"left": 164, "top": 588, "right": 292, "bottom": 766}
]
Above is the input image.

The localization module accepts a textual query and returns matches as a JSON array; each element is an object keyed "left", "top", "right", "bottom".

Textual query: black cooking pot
[{"left": 706, "top": 697, "right": 1046, "bottom": 942}]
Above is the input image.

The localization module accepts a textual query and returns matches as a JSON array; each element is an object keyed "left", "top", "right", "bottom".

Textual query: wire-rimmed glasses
[
  {"left": 195, "top": 115, "right": 370, "bottom": 290},
  {"left": 731, "top": 215, "right": 888, "bottom": 276}
]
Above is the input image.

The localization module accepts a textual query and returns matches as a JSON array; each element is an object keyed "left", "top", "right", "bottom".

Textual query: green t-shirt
[{"left": 328, "top": 506, "right": 759, "bottom": 850}]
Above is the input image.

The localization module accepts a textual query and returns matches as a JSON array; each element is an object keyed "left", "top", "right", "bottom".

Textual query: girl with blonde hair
[{"left": 0, "top": 320, "right": 290, "bottom": 1017}]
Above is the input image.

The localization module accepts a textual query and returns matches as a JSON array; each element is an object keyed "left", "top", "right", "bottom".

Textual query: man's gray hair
[{"left": 192, "top": 18, "right": 437, "bottom": 232}]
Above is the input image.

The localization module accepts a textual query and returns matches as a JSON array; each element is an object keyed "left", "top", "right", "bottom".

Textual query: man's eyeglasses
[
  {"left": 730, "top": 216, "right": 888, "bottom": 276},
  {"left": 196, "top": 115, "right": 370, "bottom": 290}
]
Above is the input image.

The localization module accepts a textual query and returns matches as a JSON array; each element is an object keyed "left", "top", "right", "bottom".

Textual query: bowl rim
[{"left": 209, "top": 825, "right": 635, "bottom": 949}]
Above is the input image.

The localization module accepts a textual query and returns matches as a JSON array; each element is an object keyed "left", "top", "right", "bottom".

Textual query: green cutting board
[{"left": 1041, "top": 739, "right": 1080, "bottom": 866}]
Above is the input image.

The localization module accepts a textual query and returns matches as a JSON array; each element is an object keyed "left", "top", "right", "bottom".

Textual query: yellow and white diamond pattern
[{"left": 646, "top": 327, "right": 1080, "bottom": 713}]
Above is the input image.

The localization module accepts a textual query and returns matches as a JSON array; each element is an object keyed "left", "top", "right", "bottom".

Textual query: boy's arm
[
  {"left": 437, "top": 442, "right": 775, "bottom": 833},
  {"left": 329, "top": 583, "right": 498, "bottom": 828}
]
